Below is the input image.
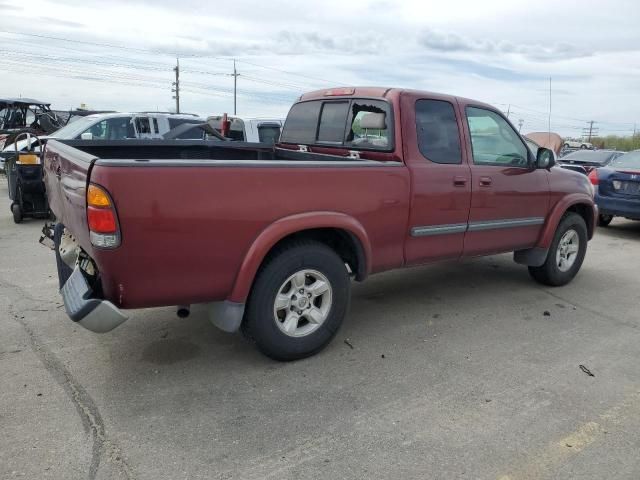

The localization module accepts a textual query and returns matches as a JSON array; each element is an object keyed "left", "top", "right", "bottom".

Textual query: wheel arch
[
  {"left": 228, "top": 212, "right": 371, "bottom": 304},
  {"left": 537, "top": 194, "right": 596, "bottom": 249}
]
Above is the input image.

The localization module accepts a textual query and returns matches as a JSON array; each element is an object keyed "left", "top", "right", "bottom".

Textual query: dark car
[
  {"left": 558, "top": 149, "right": 623, "bottom": 175},
  {"left": 589, "top": 150, "right": 640, "bottom": 226}
]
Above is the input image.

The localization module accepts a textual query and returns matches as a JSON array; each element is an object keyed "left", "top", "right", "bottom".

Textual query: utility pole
[
  {"left": 231, "top": 59, "right": 239, "bottom": 115},
  {"left": 518, "top": 119, "right": 524, "bottom": 132},
  {"left": 547, "top": 77, "right": 552, "bottom": 145},
  {"left": 582, "top": 120, "right": 598, "bottom": 142},
  {"left": 172, "top": 57, "right": 180, "bottom": 114},
  {"left": 506, "top": 104, "right": 511, "bottom": 118}
]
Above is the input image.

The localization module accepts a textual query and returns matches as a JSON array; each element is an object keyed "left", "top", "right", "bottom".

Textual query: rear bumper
[
  {"left": 596, "top": 192, "right": 640, "bottom": 220},
  {"left": 61, "top": 267, "right": 128, "bottom": 333}
]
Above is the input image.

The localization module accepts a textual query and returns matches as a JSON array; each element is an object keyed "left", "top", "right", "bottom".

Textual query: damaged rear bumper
[{"left": 61, "top": 266, "right": 128, "bottom": 333}]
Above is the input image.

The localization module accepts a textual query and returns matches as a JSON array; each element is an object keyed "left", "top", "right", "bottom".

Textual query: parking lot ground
[{"left": 1, "top": 177, "right": 640, "bottom": 480}]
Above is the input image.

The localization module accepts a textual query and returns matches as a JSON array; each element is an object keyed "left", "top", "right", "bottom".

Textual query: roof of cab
[{"left": 297, "top": 86, "right": 497, "bottom": 111}]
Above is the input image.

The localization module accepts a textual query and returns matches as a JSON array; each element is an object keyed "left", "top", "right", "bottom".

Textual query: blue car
[{"left": 589, "top": 150, "right": 640, "bottom": 226}]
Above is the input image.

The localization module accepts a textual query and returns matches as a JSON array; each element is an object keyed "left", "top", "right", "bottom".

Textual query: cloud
[
  {"left": 0, "top": 0, "right": 638, "bottom": 135},
  {"left": 273, "top": 31, "right": 387, "bottom": 55},
  {"left": 419, "top": 28, "right": 592, "bottom": 62}
]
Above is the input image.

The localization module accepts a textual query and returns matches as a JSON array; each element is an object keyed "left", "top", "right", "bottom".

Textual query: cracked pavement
[{"left": 1, "top": 178, "right": 640, "bottom": 479}]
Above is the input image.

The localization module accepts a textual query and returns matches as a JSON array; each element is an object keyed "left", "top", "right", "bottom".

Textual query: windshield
[
  {"left": 49, "top": 116, "right": 105, "bottom": 139},
  {"left": 610, "top": 151, "right": 640, "bottom": 169}
]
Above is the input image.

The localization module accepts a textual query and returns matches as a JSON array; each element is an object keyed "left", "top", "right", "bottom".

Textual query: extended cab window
[
  {"left": 344, "top": 100, "right": 391, "bottom": 150},
  {"left": 466, "top": 107, "right": 529, "bottom": 167},
  {"left": 415, "top": 99, "right": 462, "bottom": 164}
]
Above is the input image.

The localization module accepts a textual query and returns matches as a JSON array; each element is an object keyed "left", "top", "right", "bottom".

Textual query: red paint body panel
[
  {"left": 43, "top": 86, "right": 597, "bottom": 312},
  {"left": 86, "top": 163, "right": 409, "bottom": 308},
  {"left": 399, "top": 91, "right": 472, "bottom": 264}
]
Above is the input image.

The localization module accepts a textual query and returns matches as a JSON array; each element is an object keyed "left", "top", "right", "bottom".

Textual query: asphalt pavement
[{"left": 1, "top": 177, "right": 639, "bottom": 480}]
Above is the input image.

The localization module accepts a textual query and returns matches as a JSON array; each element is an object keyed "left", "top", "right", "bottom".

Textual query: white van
[{"left": 206, "top": 116, "right": 284, "bottom": 143}]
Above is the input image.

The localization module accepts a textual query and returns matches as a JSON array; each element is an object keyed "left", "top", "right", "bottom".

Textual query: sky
[{"left": 1, "top": 0, "right": 639, "bottom": 137}]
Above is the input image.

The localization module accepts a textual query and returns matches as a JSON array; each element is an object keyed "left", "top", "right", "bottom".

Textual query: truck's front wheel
[
  {"left": 528, "top": 213, "right": 587, "bottom": 286},
  {"left": 243, "top": 241, "right": 350, "bottom": 361}
]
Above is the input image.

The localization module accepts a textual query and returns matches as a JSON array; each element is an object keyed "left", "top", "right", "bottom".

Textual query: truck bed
[{"left": 43, "top": 139, "right": 409, "bottom": 309}]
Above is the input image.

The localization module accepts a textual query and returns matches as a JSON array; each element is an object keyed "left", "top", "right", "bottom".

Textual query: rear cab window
[{"left": 280, "top": 98, "right": 393, "bottom": 151}]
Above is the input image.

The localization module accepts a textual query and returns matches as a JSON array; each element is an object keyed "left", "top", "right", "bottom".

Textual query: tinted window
[
  {"left": 345, "top": 100, "right": 391, "bottom": 150},
  {"left": 281, "top": 101, "right": 322, "bottom": 144},
  {"left": 258, "top": 124, "right": 281, "bottom": 143},
  {"left": 152, "top": 118, "right": 159, "bottom": 134},
  {"left": 466, "top": 107, "right": 529, "bottom": 167},
  {"left": 415, "top": 100, "right": 462, "bottom": 164},
  {"left": 317, "top": 102, "right": 349, "bottom": 143}
]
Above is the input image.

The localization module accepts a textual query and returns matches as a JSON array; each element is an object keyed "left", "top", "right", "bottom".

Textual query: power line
[
  {"left": 0, "top": 30, "right": 170, "bottom": 54},
  {"left": 0, "top": 30, "right": 341, "bottom": 88}
]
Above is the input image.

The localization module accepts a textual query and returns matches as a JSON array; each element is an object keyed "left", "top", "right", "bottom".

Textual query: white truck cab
[{"left": 206, "top": 115, "right": 284, "bottom": 143}]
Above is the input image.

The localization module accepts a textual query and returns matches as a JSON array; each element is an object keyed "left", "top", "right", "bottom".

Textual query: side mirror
[
  {"left": 80, "top": 132, "right": 93, "bottom": 140},
  {"left": 536, "top": 147, "right": 555, "bottom": 170}
]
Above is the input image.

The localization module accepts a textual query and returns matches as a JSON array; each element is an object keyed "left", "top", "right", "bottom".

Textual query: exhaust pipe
[{"left": 176, "top": 305, "right": 190, "bottom": 318}]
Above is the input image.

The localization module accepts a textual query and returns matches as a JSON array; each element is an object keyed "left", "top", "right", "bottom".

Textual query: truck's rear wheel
[
  {"left": 243, "top": 241, "right": 350, "bottom": 361},
  {"left": 528, "top": 213, "right": 587, "bottom": 286}
]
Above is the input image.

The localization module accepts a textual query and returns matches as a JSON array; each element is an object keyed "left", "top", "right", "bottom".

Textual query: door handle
[
  {"left": 479, "top": 176, "right": 492, "bottom": 186},
  {"left": 453, "top": 176, "right": 467, "bottom": 187}
]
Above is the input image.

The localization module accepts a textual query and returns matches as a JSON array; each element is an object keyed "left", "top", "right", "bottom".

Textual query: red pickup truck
[{"left": 43, "top": 87, "right": 597, "bottom": 360}]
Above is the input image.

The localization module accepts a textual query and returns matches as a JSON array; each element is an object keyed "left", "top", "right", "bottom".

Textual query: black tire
[
  {"left": 528, "top": 213, "right": 588, "bottom": 286},
  {"left": 598, "top": 214, "right": 613, "bottom": 227},
  {"left": 243, "top": 240, "right": 350, "bottom": 361},
  {"left": 580, "top": 144, "right": 588, "bottom": 149},
  {"left": 11, "top": 203, "right": 22, "bottom": 224},
  {"left": 54, "top": 223, "right": 73, "bottom": 289}
]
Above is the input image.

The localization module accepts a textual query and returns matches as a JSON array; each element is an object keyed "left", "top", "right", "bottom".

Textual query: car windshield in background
[
  {"left": 561, "top": 150, "right": 620, "bottom": 164},
  {"left": 610, "top": 151, "right": 640, "bottom": 169},
  {"left": 49, "top": 116, "right": 103, "bottom": 138}
]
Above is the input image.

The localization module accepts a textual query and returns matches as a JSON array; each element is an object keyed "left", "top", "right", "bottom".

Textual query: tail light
[
  {"left": 588, "top": 169, "right": 599, "bottom": 185},
  {"left": 87, "top": 184, "right": 120, "bottom": 248}
]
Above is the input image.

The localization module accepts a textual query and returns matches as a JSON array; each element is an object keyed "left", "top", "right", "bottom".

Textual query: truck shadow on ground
[{"left": 104, "top": 253, "right": 534, "bottom": 373}]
